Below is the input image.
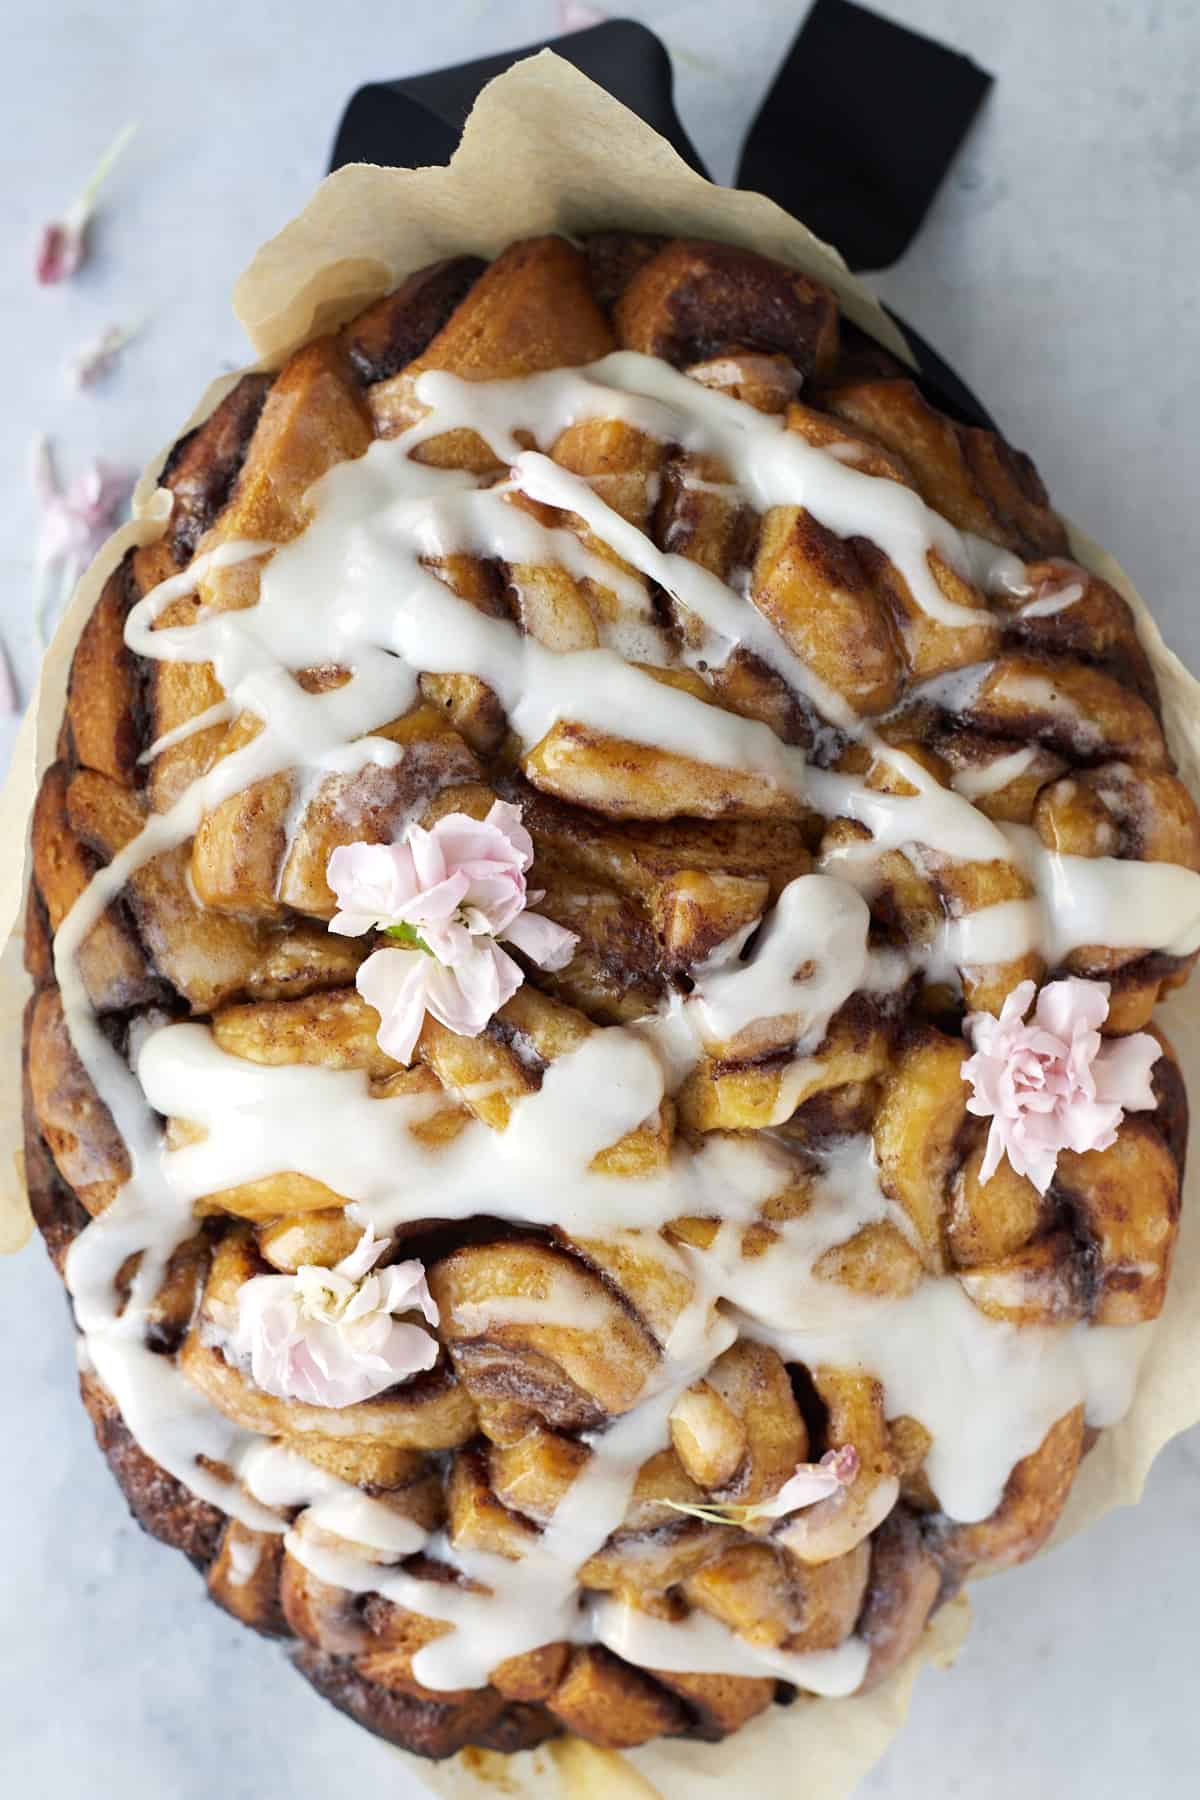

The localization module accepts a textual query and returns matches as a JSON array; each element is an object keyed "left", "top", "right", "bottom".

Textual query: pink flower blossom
[
  {"left": 36, "top": 224, "right": 81, "bottom": 287},
  {"left": 765, "top": 1445, "right": 860, "bottom": 1517},
  {"left": 328, "top": 802, "right": 577, "bottom": 1063},
  {"left": 329, "top": 801, "right": 537, "bottom": 954},
  {"left": 962, "top": 978, "right": 1160, "bottom": 1194},
  {"left": 31, "top": 437, "right": 131, "bottom": 649},
  {"left": 661, "top": 1445, "right": 859, "bottom": 1525},
  {"left": 231, "top": 1225, "right": 440, "bottom": 1409},
  {"left": 33, "top": 438, "right": 129, "bottom": 562},
  {"left": 35, "top": 122, "right": 137, "bottom": 285}
]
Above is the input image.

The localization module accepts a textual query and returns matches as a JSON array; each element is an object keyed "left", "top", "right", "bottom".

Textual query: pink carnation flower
[
  {"left": 327, "top": 801, "right": 577, "bottom": 1063},
  {"left": 962, "top": 978, "right": 1160, "bottom": 1194},
  {"left": 232, "top": 1225, "right": 440, "bottom": 1409}
]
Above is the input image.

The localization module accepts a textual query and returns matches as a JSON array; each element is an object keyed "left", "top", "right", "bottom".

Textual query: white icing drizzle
[
  {"left": 959, "top": 532, "right": 1030, "bottom": 598},
  {"left": 452, "top": 1288, "right": 618, "bottom": 1333},
  {"left": 1018, "top": 579, "right": 1086, "bottom": 619},
  {"left": 653, "top": 874, "right": 871, "bottom": 1062},
  {"left": 591, "top": 1597, "right": 869, "bottom": 1695},
  {"left": 951, "top": 745, "right": 1039, "bottom": 801},
  {"left": 133, "top": 1022, "right": 789, "bottom": 1239},
  {"left": 993, "top": 671, "right": 1103, "bottom": 754},
  {"left": 138, "top": 700, "right": 235, "bottom": 765},
  {"left": 48, "top": 347, "right": 1200, "bottom": 1696},
  {"left": 238, "top": 1438, "right": 425, "bottom": 1555},
  {"left": 418, "top": 355, "right": 995, "bottom": 630},
  {"left": 1000, "top": 824, "right": 1200, "bottom": 960},
  {"left": 226, "top": 1532, "right": 263, "bottom": 1588}
]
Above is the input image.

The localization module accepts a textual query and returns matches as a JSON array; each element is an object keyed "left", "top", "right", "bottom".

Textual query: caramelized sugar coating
[{"left": 24, "top": 231, "right": 1193, "bottom": 1761}]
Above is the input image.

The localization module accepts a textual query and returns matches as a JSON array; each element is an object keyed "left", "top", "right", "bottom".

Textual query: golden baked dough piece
[
  {"left": 546, "top": 1648, "right": 689, "bottom": 1749},
  {"left": 856, "top": 1507, "right": 942, "bottom": 1691},
  {"left": 28, "top": 988, "right": 129, "bottom": 1215},
  {"left": 23, "top": 227, "right": 1194, "bottom": 1767},
  {"left": 340, "top": 255, "right": 487, "bottom": 386},
  {"left": 369, "top": 235, "right": 614, "bottom": 451},
  {"left": 523, "top": 665, "right": 807, "bottom": 823},
  {"left": 677, "top": 996, "right": 892, "bottom": 1135},
  {"left": 613, "top": 238, "right": 840, "bottom": 375},
  {"left": 932, "top": 1409, "right": 1086, "bottom": 1576},
  {"left": 180, "top": 1229, "right": 477, "bottom": 1453},
  {"left": 1031, "top": 761, "right": 1200, "bottom": 1028},
  {"left": 31, "top": 763, "right": 156, "bottom": 1014},
  {"left": 429, "top": 1239, "right": 660, "bottom": 1431},
  {"left": 63, "top": 766, "right": 366, "bottom": 1012},
  {"left": 191, "top": 701, "right": 484, "bottom": 919},
  {"left": 750, "top": 503, "right": 904, "bottom": 716},
  {"left": 821, "top": 375, "right": 1068, "bottom": 558},
  {"left": 669, "top": 1340, "right": 807, "bottom": 1509},
  {"left": 966, "top": 652, "right": 1168, "bottom": 769},
  {"left": 683, "top": 1538, "right": 870, "bottom": 1652},
  {"left": 821, "top": 736, "right": 1042, "bottom": 1016},
  {"left": 207, "top": 1521, "right": 289, "bottom": 1638},
  {"left": 146, "top": 345, "right": 373, "bottom": 813},
  {"left": 786, "top": 401, "right": 1002, "bottom": 687},
  {"left": 521, "top": 786, "right": 809, "bottom": 970}
]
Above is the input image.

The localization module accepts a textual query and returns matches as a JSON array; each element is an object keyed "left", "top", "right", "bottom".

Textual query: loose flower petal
[
  {"left": 232, "top": 1226, "right": 439, "bottom": 1409},
  {"left": 35, "top": 122, "right": 137, "bottom": 285},
  {"left": 557, "top": 0, "right": 608, "bottom": 29},
  {"left": 35, "top": 224, "right": 81, "bottom": 287},
  {"left": 769, "top": 1445, "right": 860, "bottom": 1516},
  {"left": 0, "top": 638, "right": 17, "bottom": 717},
  {"left": 70, "top": 319, "right": 140, "bottom": 388},
  {"left": 963, "top": 977, "right": 1160, "bottom": 1193},
  {"left": 660, "top": 1447, "right": 859, "bottom": 1526},
  {"left": 31, "top": 437, "right": 131, "bottom": 650}
]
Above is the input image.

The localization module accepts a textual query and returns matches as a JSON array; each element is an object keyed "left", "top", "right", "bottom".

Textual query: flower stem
[{"left": 384, "top": 922, "right": 433, "bottom": 954}]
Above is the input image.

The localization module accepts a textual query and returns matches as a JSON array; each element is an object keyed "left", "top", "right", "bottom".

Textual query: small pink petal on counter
[
  {"left": 70, "top": 320, "right": 140, "bottom": 388},
  {"left": 32, "top": 438, "right": 130, "bottom": 563},
  {"left": 0, "top": 638, "right": 17, "bottom": 716},
  {"left": 557, "top": 0, "right": 608, "bottom": 30},
  {"left": 34, "top": 122, "right": 137, "bottom": 285},
  {"left": 31, "top": 438, "right": 131, "bottom": 650}
]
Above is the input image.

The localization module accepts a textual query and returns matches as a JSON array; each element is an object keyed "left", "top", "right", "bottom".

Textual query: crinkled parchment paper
[{"left": 2, "top": 52, "right": 1197, "bottom": 1800}]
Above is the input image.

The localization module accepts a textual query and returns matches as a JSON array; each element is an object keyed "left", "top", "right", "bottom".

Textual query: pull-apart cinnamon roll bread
[{"left": 24, "top": 230, "right": 1199, "bottom": 1763}]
